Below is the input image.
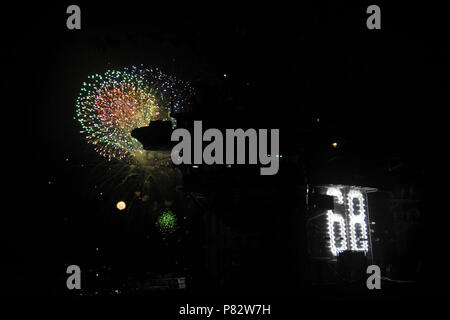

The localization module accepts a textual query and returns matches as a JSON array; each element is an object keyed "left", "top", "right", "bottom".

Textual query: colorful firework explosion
[
  {"left": 155, "top": 209, "right": 178, "bottom": 237},
  {"left": 75, "top": 66, "right": 193, "bottom": 161}
]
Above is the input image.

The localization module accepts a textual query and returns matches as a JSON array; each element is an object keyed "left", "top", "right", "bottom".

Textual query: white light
[
  {"left": 327, "top": 210, "right": 348, "bottom": 256},
  {"left": 324, "top": 187, "right": 371, "bottom": 255},
  {"left": 327, "top": 187, "right": 344, "bottom": 204},
  {"left": 347, "top": 190, "right": 369, "bottom": 252}
]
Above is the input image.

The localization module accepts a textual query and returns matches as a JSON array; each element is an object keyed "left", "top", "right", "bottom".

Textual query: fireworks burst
[
  {"left": 155, "top": 209, "right": 178, "bottom": 237},
  {"left": 75, "top": 66, "right": 193, "bottom": 161}
]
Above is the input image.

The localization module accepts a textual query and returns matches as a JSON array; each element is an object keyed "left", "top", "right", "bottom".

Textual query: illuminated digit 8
[{"left": 347, "top": 189, "right": 369, "bottom": 252}]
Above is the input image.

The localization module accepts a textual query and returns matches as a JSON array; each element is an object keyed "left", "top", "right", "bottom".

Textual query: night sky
[{"left": 1, "top": 1, "right": 446, "bottom": 303}]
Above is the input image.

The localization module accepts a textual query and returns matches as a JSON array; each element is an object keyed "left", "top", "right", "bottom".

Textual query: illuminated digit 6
[
  {"left": 326, "top": 210, "right": 347, "bottom": 256},
  {"left": 326, "top": 188, "right": 347, "bottom": 255}
]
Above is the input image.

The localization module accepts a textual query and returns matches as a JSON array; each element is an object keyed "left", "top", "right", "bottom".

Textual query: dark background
[{"left": 1, "top": 1, "right": 446, "bottom": 302}]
